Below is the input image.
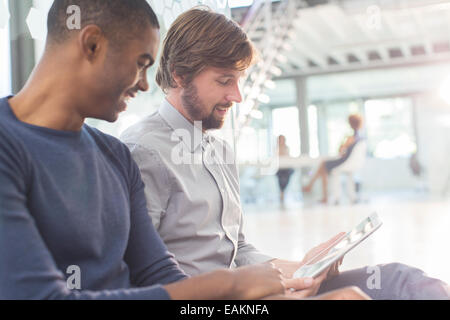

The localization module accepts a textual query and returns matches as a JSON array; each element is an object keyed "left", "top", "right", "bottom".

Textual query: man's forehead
[
  {"left": 143, "top": 27, "right": 160, "bottom": 48},
  {"left": 130, "top": 27, "right": 160, "bottom": 60},
  {"left": 208, "top": 67, "right": 246, "bottom": 78}
]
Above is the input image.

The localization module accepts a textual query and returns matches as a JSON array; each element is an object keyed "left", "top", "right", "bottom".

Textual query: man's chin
[
  {"left": 107, "top": 102, "right": 128, "bottom": 122},
  {"left": 202, "top": 117, "right": 225, "bottom": 130},
  {"left": 101, "top": 109, "right": 121, "bottom": 123},
  {"left": 106, "top": 114, "right": 119, "bottom": 123}
]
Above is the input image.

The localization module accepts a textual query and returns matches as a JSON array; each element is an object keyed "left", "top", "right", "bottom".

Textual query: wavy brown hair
[{"left": 156, "top": 7, "right": 256, "bottom": 93}]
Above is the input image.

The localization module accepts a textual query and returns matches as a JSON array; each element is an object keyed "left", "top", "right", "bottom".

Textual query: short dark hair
[{"left": 47, "top": 0, "right": 159, "bottom": 47}]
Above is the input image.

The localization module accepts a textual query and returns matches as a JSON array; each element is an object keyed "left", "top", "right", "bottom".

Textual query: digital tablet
[{"left": 293, "top": 212, "right": 382, "bottom": 279}]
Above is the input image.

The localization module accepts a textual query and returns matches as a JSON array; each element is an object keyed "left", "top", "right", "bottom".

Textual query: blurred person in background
[
  {"left": 302, "top": 114, "right": 364, "bottom": 204},
  {"left": 275, "top": 135, "right": 295, "bottom": 206}
]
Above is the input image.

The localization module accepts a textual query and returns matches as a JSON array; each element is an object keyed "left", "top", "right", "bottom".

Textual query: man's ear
[
  {"left": 78, "top": 25, "right": 106, "bottom": 61},
  {"left": 172, "top": 70, "right": 185, "bottom": 88}
]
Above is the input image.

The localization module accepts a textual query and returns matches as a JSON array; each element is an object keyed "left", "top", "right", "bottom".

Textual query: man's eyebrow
[{"left": 217, "top": 73, "right": 236, "bottom": 78}]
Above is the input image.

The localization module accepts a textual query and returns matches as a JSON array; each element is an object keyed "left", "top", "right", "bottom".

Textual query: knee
[
  {"left": 379, "top": 262, "right": 417, "bottom": 277},
  {"left": 380, "top": 262, "right": 409, "bottom": 271},
  {"left": 367, "top": 263, "right": 417, "bottom": 289},
  {"left": 378, "top": 262, "right": 449, "bottom": 299},
  {"left": 319, "top": 162, "right": 327, "bottom": 171}
]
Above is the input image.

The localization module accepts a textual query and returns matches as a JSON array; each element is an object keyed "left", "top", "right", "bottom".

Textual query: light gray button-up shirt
[{"left": 120, "top": 99, "right": 272, "bottom": 276}]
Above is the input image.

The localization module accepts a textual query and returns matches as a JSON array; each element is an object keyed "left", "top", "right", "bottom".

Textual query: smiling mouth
[
  {"left": 122, "top": 92, "right": 136, "bottom": 105},
  {"left": 216, "top": 103, "right": 232, "bottom": 112},
  {"left": 126, "top": 92, "right": 137, "bottom": 100},
  {"left": 118, "top": 94, "right": 134, "bottom": 112},
  {"left": 215, "top": 107, "right": 230, "bottom": 117}
]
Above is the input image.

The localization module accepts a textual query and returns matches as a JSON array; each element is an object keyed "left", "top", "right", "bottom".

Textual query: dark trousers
[{"left": 318, "top": 263, "right": 449, "bottom": 300}]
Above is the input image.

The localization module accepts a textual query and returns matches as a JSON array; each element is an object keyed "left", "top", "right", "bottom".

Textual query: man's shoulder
[
  {"left": 120, "top": 112, "right": 174, "bottom": 151},
  {"left": 0, "top": 97, "right": 16, "bottom": 134},
  {"left": 0, "top": 120, "right": 25, "bottom": 162},
  {"left": 84, "top": 124, "right": 123, "bottom": 148},
  {"left": 83, "top": 124, "right": 135, "bottom": 165},
  {"left": 0, "top": 104, "right": 28, "bottom": 161}
]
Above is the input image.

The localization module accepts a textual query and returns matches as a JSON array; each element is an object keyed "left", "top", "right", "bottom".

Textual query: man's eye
[{"left": 217, "top": 80, "right": 230, "bottom": 86}]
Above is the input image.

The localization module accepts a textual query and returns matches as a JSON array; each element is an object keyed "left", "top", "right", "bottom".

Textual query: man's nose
[
  {"left": 226, "top": 83, "right": 242, "bottom": 103},
  {"left": 138, "top": 71, "right": 150, "bottom": 92}
]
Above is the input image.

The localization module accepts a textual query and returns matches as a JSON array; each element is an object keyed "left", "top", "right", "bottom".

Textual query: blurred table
[{"left": 239, "top": 155, "right": 324, "bottom": 170}]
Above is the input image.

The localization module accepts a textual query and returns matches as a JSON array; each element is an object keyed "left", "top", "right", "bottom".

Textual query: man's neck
[
  {"left": 9, "top": 57, "right": 85, "bottom": 132},
  {"left": 165, "top": 92, "right": 207, "bottom": 133},
  {"left": 166, "top": 92, "right": 191, "bottom": 121}
]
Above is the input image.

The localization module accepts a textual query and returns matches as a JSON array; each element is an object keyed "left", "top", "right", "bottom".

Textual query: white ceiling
[{"left": 232, "top": 0, "right": 450, "bottom": 77}]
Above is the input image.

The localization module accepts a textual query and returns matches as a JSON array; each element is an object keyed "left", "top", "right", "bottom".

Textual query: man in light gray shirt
[
  {"left": 121, "top": 7, "right": 450, "bottom": 299},
  {"left": 121, "top": 98, "right": 273, "bottom": 276}
]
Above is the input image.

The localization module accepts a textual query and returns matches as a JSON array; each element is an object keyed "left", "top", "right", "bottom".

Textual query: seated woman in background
[
  {"left": 276, "top": 135, "right": 295, "bottom": 205},
  {"left": 302, "top": 114, "right": 363, "bottom": 204}
]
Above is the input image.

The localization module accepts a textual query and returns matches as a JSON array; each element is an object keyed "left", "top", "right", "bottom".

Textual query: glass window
[
  {"left": 228, "top": 0, "right": 280, "bottom": 8},
  {"left": 0, "top": 0, "right": 11, "bottom": 96},
  {"left": 323, "top": 101, "right": 361, "bottom": 156},
  {"left": 308, "top": 105, "right": 319, "bottom": 158},
  {"left": 32, "top": 0, "right": 53, "bottom": 62},
  {"left": 236, "top": 126, "right": 270, "bottom": 163},
  {"left": 272, "top": 106, "right": 300, "bottom": 157},
  {"left": 364, "top": 97, "right": 416, "bottom": 158}
]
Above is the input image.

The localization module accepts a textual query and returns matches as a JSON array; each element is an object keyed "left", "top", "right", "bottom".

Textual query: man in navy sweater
[
  {"left": 0, "top": 0, "right": 292, "bottom": 300},
  {"left": 0, "top": 0, "right": 369, "bottom": 301}
]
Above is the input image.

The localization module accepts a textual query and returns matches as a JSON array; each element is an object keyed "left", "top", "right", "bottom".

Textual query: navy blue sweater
[{"left": 0, "top": 97, "right": 187, "bottom": 299}]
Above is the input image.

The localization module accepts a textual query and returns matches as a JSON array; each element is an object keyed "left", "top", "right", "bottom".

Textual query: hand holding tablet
[{"left": 293, "top": 212, "right": 383, "bottom": 279}]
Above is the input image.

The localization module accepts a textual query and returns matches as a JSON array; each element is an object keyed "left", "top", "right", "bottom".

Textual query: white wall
[{"left": 414, "top": 92, "right": 450, "bottom": 195}]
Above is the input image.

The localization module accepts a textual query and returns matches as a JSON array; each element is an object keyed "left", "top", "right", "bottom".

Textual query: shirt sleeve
[
  {"left": 233, "top": 212, "right": 274, "bottom": 266},
  {"left": 222, "top": 139, "right": 273, "bottom": 266},
  {"left": 0, "top": 132, "right": 185, "bottom": 300},
  {"left": 125, "top": 143, "right": 171, "bottom": 231},
  {"left": 124, "top": 149, "right": 187, "bottom": 287}
]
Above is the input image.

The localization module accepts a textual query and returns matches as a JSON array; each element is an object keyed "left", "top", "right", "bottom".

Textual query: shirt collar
[{"left": 158, "top": 98, "right": 210, "bottom": 153}]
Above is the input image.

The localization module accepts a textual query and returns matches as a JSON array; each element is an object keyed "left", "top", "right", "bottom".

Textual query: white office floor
[{"left": 242, "top": 193, "right": 450, "bottom": 284}]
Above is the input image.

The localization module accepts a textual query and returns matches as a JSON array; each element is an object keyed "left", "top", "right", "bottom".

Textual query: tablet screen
[{"left": 293, "top": 213, "right": 382, "bottom": 279}]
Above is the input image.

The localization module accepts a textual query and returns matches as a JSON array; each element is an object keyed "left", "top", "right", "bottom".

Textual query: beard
[{"left": 181, "top": 82, "right": 231, "bottom": 131}]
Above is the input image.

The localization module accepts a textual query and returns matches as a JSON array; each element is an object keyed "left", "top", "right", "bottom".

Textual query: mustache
[{"left": 215, "top": 103, "right": 233, "bottom": 109}]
